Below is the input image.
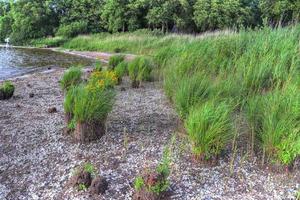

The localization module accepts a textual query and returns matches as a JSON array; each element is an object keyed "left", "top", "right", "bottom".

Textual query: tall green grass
[
  {"left": 62, "top": 26, "right": 300, "bottom": 165},
  {"left": 60, "top": 67, "right": 82, "bottom": 91},
  {"left": 246, "top": 83, "right": 300, "bottom": 165},
  {"left": 185, "top": 100, "right": 233, "bottom": 160}
]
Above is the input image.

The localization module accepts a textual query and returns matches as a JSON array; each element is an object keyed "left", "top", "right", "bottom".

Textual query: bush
[
  {"left": 128, "top": 57, "right": 153, "bottom": 87},
  {"left": 115, "top": 61, "right": 128, "bottom": 83},
  {"left": 0, "top": 81, "right": 15, "bottom": 100},
  {"left": 185, "top": 100, "right": 233, "bottom": 161},
  {"left": 60, "top": 67, "right": 82, "bottom": 91},
  {"left": 108, "top": 55, "right": 125, "bottom": 70},
  {"left": 56, "top": 21, "right": 88, "bottom": 38},
  {"left": 246, "top": 84, "right": 300, "bottom": 165}
]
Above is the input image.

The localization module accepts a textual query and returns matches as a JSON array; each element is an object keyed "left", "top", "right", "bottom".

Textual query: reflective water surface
[{"left": 0, "top": 47, "right": 93, "bottom": 80}]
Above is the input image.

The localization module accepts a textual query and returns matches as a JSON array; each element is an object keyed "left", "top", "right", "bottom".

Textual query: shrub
[
  {"left": 56, "top": 21, "right": 88, "bottom": 38},
  {"left": 108, "top": 55, "right": 125, "bottom": 70},
  {"left": 0, "top": 81, "right": 15, "bottom": 100},
  {"left": 246, "top": 84, "right": 300, "bottom": 165},
  {"left": 115, "top": 61, "right": 128, "bottom": 83},
  {"left": 185, "top": 100, "right": 233, "bottom": 161},
  {"left": 128, "top": 56, "right": 153, "bottom": 87},
  {"left": 60, "top": 67, "right": 82, "bottom": 91}
]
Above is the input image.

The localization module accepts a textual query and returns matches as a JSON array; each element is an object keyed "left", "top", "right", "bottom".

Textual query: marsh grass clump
[
  {"left": 72, "top": 85, "right": 115, "bottom": 143},
  {"left": 185, "top": 100, "right": 233, "bottom": 162},
  {"left": 63, "top": 70, "right": 116, "bottom": 142},
  {"left": 128, "top": 56, "right": 153, "bottom": 88},
  {"left": 0, "top": 81, "right": 15, "bottom": 100},
  {"left": 134, "top": 148, "right": 171, "bottom": 200},
  {"left": 115, "top": 61, "right": 128, "bottom": 84},
  {"left": 246, "top": 84, "right": 300, "bottom": 166},
  {"left": 60, "top": 67, "right": 82, "bottom": 91},
  {"left": 108, "top": 55, "right": 125, "bottom": 70}
]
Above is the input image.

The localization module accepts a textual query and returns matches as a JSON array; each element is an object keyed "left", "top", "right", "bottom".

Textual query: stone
[{"left": 48, "top": 107, "right": 57, "bottom": 113}]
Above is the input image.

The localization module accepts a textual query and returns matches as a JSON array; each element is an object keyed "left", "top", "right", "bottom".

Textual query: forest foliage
[{"left": 0, "top": 0, "right": 299, "bottom": 43}]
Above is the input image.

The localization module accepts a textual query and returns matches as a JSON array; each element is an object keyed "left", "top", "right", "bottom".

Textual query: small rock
[
  {"left": 29, "top": 93, "right": 34, "bottom": 98},
  {"left": 48, "top": 67, "right": 52, "bottom": 70},
  {"left": 90, "top": 176, "right": 108, "bottom": 195},
  {"left": 48, "top": 107, "right": 57, "bottom": 113},
  {"left": 16, "top": 104, "right": 21, "bottom": 108},
  {"left": 27, "top": 83, "right": 31, "bottom": 87}
]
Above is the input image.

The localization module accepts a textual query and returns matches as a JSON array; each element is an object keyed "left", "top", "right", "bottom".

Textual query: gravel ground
[{"left": 0, "top": 68, "right": 299, "bottom": 200}]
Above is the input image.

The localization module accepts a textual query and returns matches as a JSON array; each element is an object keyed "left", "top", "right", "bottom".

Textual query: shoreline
[{"left": 0, "top": 67, "right": 299, "bottom": 199}]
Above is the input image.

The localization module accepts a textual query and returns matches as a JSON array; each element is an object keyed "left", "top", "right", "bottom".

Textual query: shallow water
[{"left": 0, "top": 47, "right": 94, "bottom": 80}]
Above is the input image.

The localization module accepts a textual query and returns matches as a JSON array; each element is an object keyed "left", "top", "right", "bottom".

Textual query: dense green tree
[
  {"left": 9, "top": 0, "right": 58, "bottom": 43},
  {"left": 0, "top": 1, "right": 12, "bottom": 41},
  {"left": 193, "top": 0, "right": 260, "bottom": 31},
  {"left": 101, "top": 0, "right": 128, "bottom": 32},
  {"left": 56, "top": 0, "right": 104, "bottom": 33},
  {"left": 126, "top": 0, "right": 150, "bottom": 31},
  {"left": 260, "top": 0, "right": 300, "bottom": 26},
  {"left": 0, "top": 0, "right": 298, "bottom": 43}
]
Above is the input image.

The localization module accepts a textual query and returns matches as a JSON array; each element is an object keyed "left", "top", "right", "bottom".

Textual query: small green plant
[
  {"left": 115, "top": 61, "right": 128, "bottom": 83},
  {"left": 108, "top": 55, "right": 125, "bottom": 70},
  {"left": 185, "top": 100, "right": 233, "bottom": 161},
  {"left": 78, "top": 183, "right": 88, "bottom": 191},
  {"left": 134, "top": 176, "right": 145, "bottom": 191},
  {"left": 60, "top": 67, "right": 82, "bottom": 91},
  {"left": 134, "top": 146, "right": 171, "bottom": 195},
  {"left": 0, "top": 81, "right": 15, "bottom": 100},
  {"left": 150, "top": 148, "right": 171, "bottom": 194},
  {"left": 84, "top": 162, "right": 95, "bottom": 176}
]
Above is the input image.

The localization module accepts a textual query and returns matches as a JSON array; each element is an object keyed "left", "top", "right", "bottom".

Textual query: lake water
[{"left": 0, "top": 47, "right": 94, "bottom": 80}]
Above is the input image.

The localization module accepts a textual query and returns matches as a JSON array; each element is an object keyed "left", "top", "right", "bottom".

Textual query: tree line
[{"left": 0, "top": 0, "right": 299, "bottom": 43}]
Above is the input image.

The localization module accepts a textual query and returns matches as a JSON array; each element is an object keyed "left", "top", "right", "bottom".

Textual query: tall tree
[
  {"left": 101, "top": 0, "right": 128, "bottom": 33},
  {"left": 9, "top": 0, "right": 58, "bottom": 43},
  {"left": 260, "top": 0, "right": 300, "bottom": 26},
  {"left": 56, "top": 0, "right": 104, "bottom": 33},
  {"left": 193, "top": 0, "right": 258, "bottom": 32}
]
